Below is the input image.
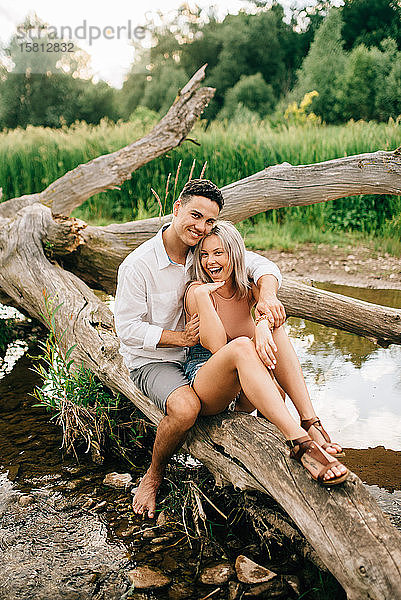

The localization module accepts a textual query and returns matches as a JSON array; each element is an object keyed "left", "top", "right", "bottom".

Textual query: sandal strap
[
  {"left": 288, "top": 435, "right": 347, "bottom": 484},
  {"left": 300, "top": 441, "right": 342, "bottom": 482},
  {"left": 286, "top": 436, "right": 312, "bottom": 460},
  {"left": 301, "top": 417, "right": 330, "bottom": 444}
]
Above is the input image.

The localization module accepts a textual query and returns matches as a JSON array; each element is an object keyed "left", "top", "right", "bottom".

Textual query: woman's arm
[
  {"left": 250, "top": 283, "right": 278, "bottom": 369},
  {"left": 186, "top": 283, "right": 227, "bottom": 353}
]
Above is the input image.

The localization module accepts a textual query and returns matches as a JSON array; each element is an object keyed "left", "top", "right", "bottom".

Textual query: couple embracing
[{"left": 114, "top": 179, "right": 348, "bottom": 519}]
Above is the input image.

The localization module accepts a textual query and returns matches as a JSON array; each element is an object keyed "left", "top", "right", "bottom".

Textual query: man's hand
[
  {"left": 181, "top": 313, "right": 200, "bottom": 347},
  {"left": 255, "top": 293, "right": 286, "bottom": 329},
  {"left": 254, "top": 320, "right": 277, "bottom": 369}
]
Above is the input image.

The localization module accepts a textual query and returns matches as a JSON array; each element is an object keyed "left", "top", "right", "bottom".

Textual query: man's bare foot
[{"left": 132, "top": 468, "right": 163, "bottom": 519}]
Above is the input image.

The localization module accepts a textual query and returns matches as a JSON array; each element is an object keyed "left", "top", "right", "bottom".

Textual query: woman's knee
[{"left": 228, "top": 336, "right": 256, "bottom": 359}]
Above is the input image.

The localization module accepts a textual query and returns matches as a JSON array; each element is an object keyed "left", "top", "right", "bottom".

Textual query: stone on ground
[
  {"left": 199, "top": 561, "right": 235, "bottom": 585},
  {"left": 103, "top": 472, "right": 132, "bottom": 488},
  {"left": 235, "top": 555, "right": 277, "bottom": 584},
  {"left": 127, "top": 566, "right": 172, "bottom": 590}
]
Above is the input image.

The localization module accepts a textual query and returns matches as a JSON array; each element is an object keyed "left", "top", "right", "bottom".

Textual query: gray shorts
[{"left": 129, "top": 361, "right": 190, "bottom": 413}]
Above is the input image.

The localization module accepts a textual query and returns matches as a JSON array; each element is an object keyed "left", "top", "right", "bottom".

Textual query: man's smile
[{"left": 188, "top": 229, "right": 203, "bottom": 239}]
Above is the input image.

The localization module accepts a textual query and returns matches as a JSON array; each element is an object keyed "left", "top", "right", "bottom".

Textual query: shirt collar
[{"left": 154, "top": 223, "right": 194, "bottom": 271}]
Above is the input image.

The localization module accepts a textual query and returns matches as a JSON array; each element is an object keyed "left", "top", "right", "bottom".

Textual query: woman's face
[{"left": 200, "top": 234, "right": 233, "bottom": 282}]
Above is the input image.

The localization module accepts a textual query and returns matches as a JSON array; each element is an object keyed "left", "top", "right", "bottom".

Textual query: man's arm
[
  {"left": 158, "top": 316, "right": 199, "bottom": 348},
  {"left": 114, "top": 264, "right": 199, "bottom": 351},
  {"left": 255, "top": 274, "right": 286, "bottom": 327},
  {"left": 245, "top": 250, "right": 286, "bottom": 327}
]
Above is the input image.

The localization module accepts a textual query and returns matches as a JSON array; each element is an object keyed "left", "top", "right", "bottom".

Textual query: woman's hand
[
  {"left": 193, "top": 281, "right": 225, "bottom": 297},
  {"left": 254, "top": 320, "right": 278, "bottom": 369}
]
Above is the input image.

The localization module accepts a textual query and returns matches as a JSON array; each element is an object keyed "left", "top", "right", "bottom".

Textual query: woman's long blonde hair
[{"left": 191, "top": 220, "right": 250, "bottom": 299}]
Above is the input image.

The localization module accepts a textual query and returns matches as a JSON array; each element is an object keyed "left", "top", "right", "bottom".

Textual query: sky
[{"left": 0, "top": 0, "right": 259, "bottom": 88}]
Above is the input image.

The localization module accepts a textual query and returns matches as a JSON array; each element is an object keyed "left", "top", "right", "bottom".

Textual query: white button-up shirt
[{"left": 114, "top": 224, "right": 282, "bottom": 371}]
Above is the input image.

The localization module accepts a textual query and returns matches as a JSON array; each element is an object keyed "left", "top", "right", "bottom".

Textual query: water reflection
[
  {"left": 286, "top": 318, "right": 401, "bottom": 450},
  {"left": 316, "top": 282, "right": 401, "bottom": 310}
]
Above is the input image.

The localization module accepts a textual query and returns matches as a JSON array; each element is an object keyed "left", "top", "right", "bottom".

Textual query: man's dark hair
[{"left": 179, "top": 179, "right": 224, "bottom": 210}]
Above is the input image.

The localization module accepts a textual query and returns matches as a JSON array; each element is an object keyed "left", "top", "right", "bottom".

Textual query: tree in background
[
  {"left": 141, "top": 64, "right": 188, "bottom": 116},
  {"left": 120, "top": 3, "right": 310, "bottom": 120},
  {"left": 341, "top": 0, "right": 401, "bottom": 50},
  {"left": 338, "top": 38, "right": 400, "bottom": 121},
  {"left": 292, "top": 9, "right": 345, "bottom": 123},
  {"left": 119, "top": 72, "right": 147, "bottom": 121},
  {"left": 339, "top": 45, "right": 378, "bottom": 121},
  {"left": 218, "top": 73, "right": 275, "bottom": 120},
  {"left": 0, "top": 16, "right": 118, "bottom": 129},
  {"left": 375, "top": 39, "right": 401, "bottom": 120}
]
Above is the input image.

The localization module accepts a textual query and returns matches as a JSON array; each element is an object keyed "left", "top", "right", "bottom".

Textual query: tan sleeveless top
[{"left": 184, "top": 282, "right": 255, "bottom": 341}]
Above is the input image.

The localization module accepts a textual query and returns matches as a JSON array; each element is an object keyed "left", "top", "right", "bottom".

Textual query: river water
[{"left": 0, "top": 283, "right": 400, "bottom": 598}]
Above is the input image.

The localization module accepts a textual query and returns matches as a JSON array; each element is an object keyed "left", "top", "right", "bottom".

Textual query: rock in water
[
  {"left": 127, "top": 566, "right": 172, "bottom": 590},
  {"left": 168, "top": 582, "right": 194, "bottom": 599},
  {"left": 103, "top": 472, "right": 132, "bottom": 488},
  {"left": 18, "top": 495, "right": 34, "bottom": 507},
  {"left": 235, "top": 555, "right": 277, "bottom": 584},
  {"left": 199, "top": 562, "right": 235, "bottom": 585}
]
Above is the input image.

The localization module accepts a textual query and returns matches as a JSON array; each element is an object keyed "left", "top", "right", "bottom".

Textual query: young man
[{"left": 114, "top": 179, "right": 285, "bottom": 518}]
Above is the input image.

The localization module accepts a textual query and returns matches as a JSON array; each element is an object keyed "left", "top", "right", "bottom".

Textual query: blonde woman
[{"left": 184, "top": 221, "right": 348, "bottom": 486}]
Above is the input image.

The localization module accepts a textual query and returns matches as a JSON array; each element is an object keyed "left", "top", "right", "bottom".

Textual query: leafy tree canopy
[
  {"left": 341, "top": 0, "right": 401, "bottom": 50},
  {"left": 0, "top": 15, "right": 117, "bottom": 129}
]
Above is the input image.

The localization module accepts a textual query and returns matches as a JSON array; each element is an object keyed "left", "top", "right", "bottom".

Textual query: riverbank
[{"left": 258, "top": 243, "right": 401, "bottom": 290}]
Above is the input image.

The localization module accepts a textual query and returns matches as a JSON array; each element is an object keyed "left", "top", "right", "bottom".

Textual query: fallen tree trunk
[
  {"left": 1, "top": 65, "right": 401, "bottom": 599},
  {"left": 0, "top": 201, "right": 400, "bottom": 599},
  {"left": 277, "top": 278, "right": 401, "bottom": 347},
  {"left": 41, "top": 147, "right": 401, "bottom": 293}
]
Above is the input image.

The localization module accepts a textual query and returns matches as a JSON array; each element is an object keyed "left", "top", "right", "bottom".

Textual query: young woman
[{"left": 184, "top": 221, "right": 348, "bottom": 486}]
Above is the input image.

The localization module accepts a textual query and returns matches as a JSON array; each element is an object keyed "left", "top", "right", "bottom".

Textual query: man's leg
[{"left": 132, "top": 384, "right": 200, "bottom": 518}]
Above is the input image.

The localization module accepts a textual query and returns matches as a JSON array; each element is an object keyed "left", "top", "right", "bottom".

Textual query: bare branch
[{"left": 40, "top": 65, "right": 214, "bottom": 217}]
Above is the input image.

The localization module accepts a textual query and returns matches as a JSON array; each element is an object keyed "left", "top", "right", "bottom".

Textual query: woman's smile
[{"left": 200, "top": 234, "right": 233, "bottom": 282}]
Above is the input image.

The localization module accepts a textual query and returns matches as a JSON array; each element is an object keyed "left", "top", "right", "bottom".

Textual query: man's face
[{"left": 172, "top": 195, "right": 220, "bottom": 247}]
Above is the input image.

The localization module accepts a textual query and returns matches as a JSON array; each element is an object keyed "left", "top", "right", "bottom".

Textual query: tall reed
[{"left": 1, "top": 118, "right": 400, "bottom": 240}]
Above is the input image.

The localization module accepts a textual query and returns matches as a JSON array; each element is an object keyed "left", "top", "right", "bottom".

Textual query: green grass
[
  {"left": 237, "top": 218, "right": 351, "bottom": 251},
  {"left": 0, "top": 117, "right": 400, "bottom": 253},
  {"left": 237, "top": 216, "right": 401, "bottom": 256}
]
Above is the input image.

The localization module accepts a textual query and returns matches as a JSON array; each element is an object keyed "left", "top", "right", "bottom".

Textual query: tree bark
[{"left": 277, "top": 278, "right": 401, "bottom": 347}]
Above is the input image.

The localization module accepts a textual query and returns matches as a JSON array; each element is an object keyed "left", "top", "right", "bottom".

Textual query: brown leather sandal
[
  {"left": 301, "top": 417, "right": 345, "bottom": 457},
  {"left": 286, "top": 436, "right": 349, "bottom": 486}
]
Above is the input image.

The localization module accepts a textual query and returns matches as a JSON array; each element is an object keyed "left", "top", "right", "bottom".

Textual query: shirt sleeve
[
  {"left": 114, "top": 263, "right": 163, "bottom": 352},
  {"left": 244, "top": 250, "right": 282, "bottom": 288}
]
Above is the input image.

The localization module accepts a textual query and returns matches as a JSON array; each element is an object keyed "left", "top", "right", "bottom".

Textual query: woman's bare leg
[
  {"left": 271, "top": 326, "right": 342, "bottom": 454},
  {"left": 234, "top": 390, "right": 256, "bottom": 413},
  {"left": 193, "top": 337, "right": 346, "bottom": 481},
  {"left": 236, "top": 374, "right": 284, "bottom": 417}
]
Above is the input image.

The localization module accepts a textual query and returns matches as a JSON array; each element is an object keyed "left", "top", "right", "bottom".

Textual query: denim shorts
[{"left": 183, "top": 344, "right": 212, "bottom": 386}]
